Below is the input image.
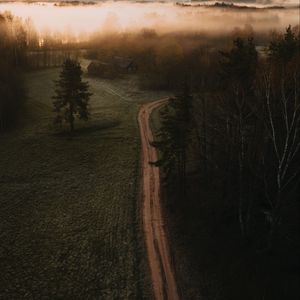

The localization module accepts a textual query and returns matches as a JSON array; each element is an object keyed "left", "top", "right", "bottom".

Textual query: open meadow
[{"left": 0, "top": 67, "right": 167, "bottom": 299}]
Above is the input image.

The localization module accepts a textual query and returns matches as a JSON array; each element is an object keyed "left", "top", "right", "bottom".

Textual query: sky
[{"left": 0, "top": 1, "right": 299, "bottom": 38}]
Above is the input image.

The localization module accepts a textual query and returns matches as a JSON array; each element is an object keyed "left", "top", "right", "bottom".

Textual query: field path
[{"left": 138, "top": 99, "right": 180, "bottom": 300}]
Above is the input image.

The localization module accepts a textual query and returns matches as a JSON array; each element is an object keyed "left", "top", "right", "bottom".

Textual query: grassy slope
[{"left": 0, "top": 68, "right": 167, "bottom": 299}]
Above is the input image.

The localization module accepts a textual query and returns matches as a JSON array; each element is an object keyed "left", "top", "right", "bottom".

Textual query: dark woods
[
  {"left": 0, "top": 12, "right": 82, "bottom": 131},
  {"left": 0, "top": 13, "right": 27, "bottom": 130},
  {"left": 153, "top": 26, "right": 299, "bottom": 299}
]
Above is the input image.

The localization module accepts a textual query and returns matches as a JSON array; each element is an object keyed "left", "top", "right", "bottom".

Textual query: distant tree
[
  {"left": 269, "top": 25, "right": 299, "bottom": 64},
  {"left": 141, "top": 28, "right": 158, "bottom": 39},
  {"left": 53, "top": 59, "right": 92, "bottom": 132},
  {"left": 220, "top": 37, "right": 257, "bottom": 94}
]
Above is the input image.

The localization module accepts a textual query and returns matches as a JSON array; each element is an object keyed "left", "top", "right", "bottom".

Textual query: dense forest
[{"left": 152, "top": 26, "right": 300, "bottom": 299}]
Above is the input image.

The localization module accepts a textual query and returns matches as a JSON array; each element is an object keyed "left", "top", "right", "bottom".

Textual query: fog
[{"left": 0, "top": 1, "right": 298, "bottom": 40}]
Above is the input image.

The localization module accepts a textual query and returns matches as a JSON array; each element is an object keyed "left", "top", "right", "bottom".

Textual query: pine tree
[
  {"left": 152, "top": 82, "right": 192, "bottom": 198},
  {"left": 53, "top": 59, "right": 92, "bottom": 132}
]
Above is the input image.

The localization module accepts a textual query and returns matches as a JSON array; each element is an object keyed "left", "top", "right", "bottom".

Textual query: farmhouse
[
  {"left": 87, "top": 56, "right": 137, "bottom": 78},
  {"left": 87, "top": 61, "right": 114, "bottom": 77},
  {"left": 113, "top": 56, "right": 137, "bottom": 73}
]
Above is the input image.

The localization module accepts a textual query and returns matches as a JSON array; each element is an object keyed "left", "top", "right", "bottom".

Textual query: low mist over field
[{"left": 0, "top": 1, "right": 298, "bottom": 39}]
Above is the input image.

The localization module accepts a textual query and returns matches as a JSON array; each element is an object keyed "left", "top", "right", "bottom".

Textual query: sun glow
[{"left": 0, "top": 1, "right": 298, "bottom": 39}]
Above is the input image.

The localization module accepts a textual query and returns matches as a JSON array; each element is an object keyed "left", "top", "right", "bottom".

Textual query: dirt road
[{"left": 138, "top": 99, "right": 180, "bottom": 300}]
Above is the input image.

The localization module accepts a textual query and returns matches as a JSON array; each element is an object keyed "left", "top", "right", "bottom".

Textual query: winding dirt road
[{"left": 138, "top": 99, "right": 180, "bottom": 300}]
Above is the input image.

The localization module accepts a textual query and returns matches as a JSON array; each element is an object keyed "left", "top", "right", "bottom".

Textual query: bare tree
[{"left": 262, "top": 69, "right": 300, "bottom": 240}]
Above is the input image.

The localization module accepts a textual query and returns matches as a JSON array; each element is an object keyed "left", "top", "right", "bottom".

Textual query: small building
[
  {"left": 87, "top": 57, "right": 137, "bottom": 78},
  {"left": 87, "top": 61, "right": 117, "bottom": 78},
  {"left": 113, "top": 56, "right": 138, "bottom": 73}
]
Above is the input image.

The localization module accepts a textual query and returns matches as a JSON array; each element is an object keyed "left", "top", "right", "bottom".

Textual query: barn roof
[{"left": 113, "top": 56, "right": 134, "bottom": 69}]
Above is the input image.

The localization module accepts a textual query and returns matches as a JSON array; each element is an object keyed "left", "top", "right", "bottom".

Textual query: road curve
[{"left": 138, "top": 99, "right": 180, "bottom": 300}]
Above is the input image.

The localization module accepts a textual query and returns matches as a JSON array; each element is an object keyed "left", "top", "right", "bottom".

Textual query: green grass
[{"left": 0, "top": 68, "right": 168, "bottom": 299}]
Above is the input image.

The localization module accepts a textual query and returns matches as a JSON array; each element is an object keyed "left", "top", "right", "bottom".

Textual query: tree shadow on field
[{"left": 53, "top": 119, "right": 120, "bottom": 137}]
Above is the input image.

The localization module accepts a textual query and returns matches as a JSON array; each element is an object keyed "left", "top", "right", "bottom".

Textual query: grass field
[{"left": 0, "top": 68, "right": 168, "bottom": 299}]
